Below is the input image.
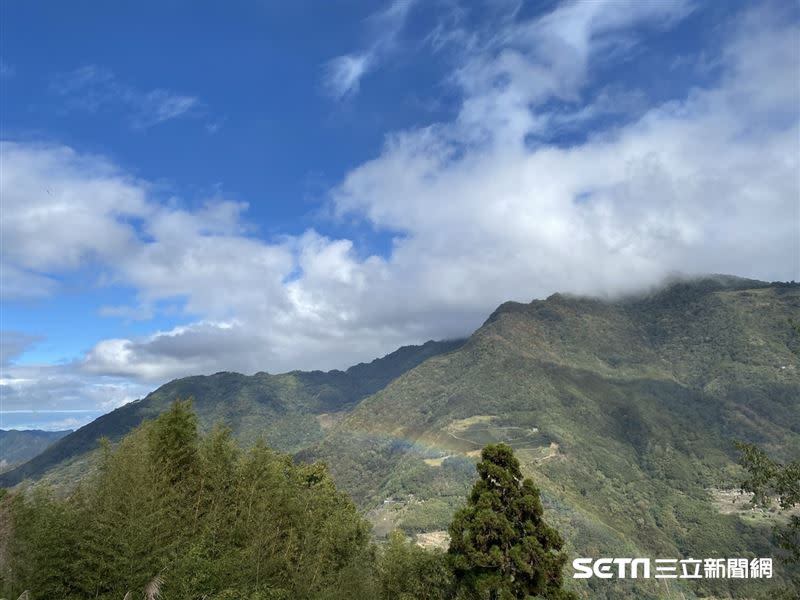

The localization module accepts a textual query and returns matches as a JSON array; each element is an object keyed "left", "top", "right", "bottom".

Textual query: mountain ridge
[
  {"left": 0, "top": 429, "right": 72, "bottom": 473},
  {"left": 0, "top": 338, "right": 465, "bottom": 487},
  {"left": 3, "top": 275, "right": 798, "bottom": 596},
  {"left": 302, "top": 275, "right": 799, "bottom": 597}
]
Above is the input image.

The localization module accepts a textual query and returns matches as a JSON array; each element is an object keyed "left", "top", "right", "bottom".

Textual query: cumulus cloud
[
  {"left": 333, "top": 0, "right": 798, "bottom": 299},
  {"left": 50, "top": 65, "right": 202, "bottom": 129},
  {"left": 82, "top": 321, "right": 263, "bottom": 380},
  {"left": 2, "top": 1, "right": 798, "bottom": 418},
  {"left": 0, "top": 141, "right": 150, "bottom": 299},
  {"left": 0, "top": 332, "right": 148, "bottom": 424}
]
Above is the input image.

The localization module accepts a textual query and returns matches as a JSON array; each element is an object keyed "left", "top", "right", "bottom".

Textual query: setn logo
[
  {"left": 573, "top": 557, "right": 773, "bottom": 580},
  {"left": 573, "top": 558, "right": 650, "bottom": 579}
]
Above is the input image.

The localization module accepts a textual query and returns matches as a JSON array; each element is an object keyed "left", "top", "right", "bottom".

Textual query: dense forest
[{"left": 0, "top": 401, "right": 574, "bottom": 600}]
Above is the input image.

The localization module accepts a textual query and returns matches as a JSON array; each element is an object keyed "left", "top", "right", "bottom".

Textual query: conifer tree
[{"left": 448, "top": 444, "right": 577, "bottom": 600}]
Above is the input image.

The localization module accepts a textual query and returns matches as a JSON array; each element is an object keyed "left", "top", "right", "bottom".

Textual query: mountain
[
  {"left": 304, "top": 276, "right": 800, "bottom": 598},
  {"left": 0, "top": 429, "right": 71, "bottom": 473},
  {"left": 3, "top": 275, "right": 798, "bottom": 597},
  {"left": 0, "top": 339, "right": 464, "bottom": 487}
]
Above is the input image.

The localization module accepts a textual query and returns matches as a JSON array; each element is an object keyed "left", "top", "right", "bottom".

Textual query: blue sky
[{"left": 2, "top": 0, "right": 799, "bottom": 430}]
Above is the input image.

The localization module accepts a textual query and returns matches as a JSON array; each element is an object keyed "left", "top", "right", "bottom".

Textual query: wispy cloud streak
[
  {"left": 324, "top": 0, "right": 417, "bottom": 98},
  {"left": 51, "top": 65, "right": 202, "bottom": 129}
]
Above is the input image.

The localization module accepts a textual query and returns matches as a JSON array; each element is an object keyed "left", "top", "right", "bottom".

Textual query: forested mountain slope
[
  {"left": 307, "top": 276, "right": 800, "bottom": 598},
  {"left": 0, "top": 430, "right": 71, "bottom": 473},
  {"left": 4, "top": 275, "right": 798, "bottom": 597},
  {"left": 0, "top": 339, "right": 464, "bottom": 487}
]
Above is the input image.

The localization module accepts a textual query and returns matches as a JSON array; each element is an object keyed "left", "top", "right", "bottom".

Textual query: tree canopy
[
  {"left": 1, "top": 401, "right": 376, "bottom": 599},
  {"left": 448, "top": 443, "right": 577, "bottom": 600},
  {"left": 737, "top": 442, "right": 800, "bottom": 570},
  {"left": 0, "top": 405, "right": 578, "bottom": 600}
]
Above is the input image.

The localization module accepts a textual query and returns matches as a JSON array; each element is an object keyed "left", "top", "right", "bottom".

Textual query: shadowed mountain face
[
  {"left": 304, "top": 276, "right": 800, "bottom": 598},
  {"left": 0, "top": 430, "right": 71, "bottom": 473},
  {"left": 0, "top": 339, "right": 465, "bottom": 487}
]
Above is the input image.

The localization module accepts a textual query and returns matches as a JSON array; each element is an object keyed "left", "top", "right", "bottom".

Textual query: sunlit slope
[
  {"left": 0, "top": 339, "right": 464, "bottom": 487},
  {"left": 310, "top": 276, "right": 799, "bottom": 597}
]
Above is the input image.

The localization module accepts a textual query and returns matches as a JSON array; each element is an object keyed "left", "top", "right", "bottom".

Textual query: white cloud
[
  {"left": 0, "top": 265, "right": 58, "bottom": 300},
  {"left": 50, "top": 65, "right": 202, "bottom": 129},
  {"left": 324, "top": 54, "right": 373, "bottom": 99},
  {"left": 134, "top": 89, "right": 199, "bottom": 128},
  {"left": 0, "top": 360, "right": 150, "bottom": 418},
  {"left": 0, "top": 141, "right": 149, "bottom": 299},
  {"left": 447, "top": 0, "right": 695, "bottom": 144},
  {"left": 2, "top": 1, "right": 798, "bottom": 418},
  {"left": 323, "top": 0, "right": 416, "bottom": 98},
  {"left": 333, "top": 1, "right": 798, "bottom": 299}
]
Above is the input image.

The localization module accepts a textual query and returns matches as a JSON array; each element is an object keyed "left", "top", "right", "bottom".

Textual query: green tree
[
  {"left": 736, "top": 442, "right": 800, "bottom": 573},
  {"left": 147, "top": 398, "right": 199, "bottom": 485},
  {"left": 1, "top": 401, "right": 379, "bottom": 600},
  {"left": 448, "top": 444, "right": 576, "bottom": 600},
  {"left": 378, "top": 530, "right": 453, "bottom": 600}
]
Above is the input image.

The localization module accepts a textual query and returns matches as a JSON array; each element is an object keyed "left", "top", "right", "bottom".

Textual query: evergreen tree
[
  {"left": 737, "top": 441, "right": 799, "bottom": 593},
  {"left": 448, "top": 444, "right": 576, "bottom": 600}
]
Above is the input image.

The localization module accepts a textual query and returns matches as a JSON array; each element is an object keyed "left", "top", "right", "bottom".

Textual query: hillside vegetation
[
  {"left": 0, "top": 403, "right": 576, "bottom": 600},
  {"left": 3, "top": 276, "right": 798, "bottom": 598},
  {"left": 0, "top": 430, "right": 70, "bottom": 473},
  {"left": 307, "top": 276, "right": 800, "bottom": 598},
  {"left": 0, "top": 340, "right": 464, "bottom": 487},
  {"left": 1, "top": 402, "right": 379, "bottom": 599}
]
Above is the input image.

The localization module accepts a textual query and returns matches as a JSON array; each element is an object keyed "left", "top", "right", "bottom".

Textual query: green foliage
[
  {"left": 0, "top": 401, "right": 377, "bottom": 600},
  {"left": 788, "top": 317, "right": 800, "bottom": 356},
  {"left": 2, "top": 424, "right": 581, "bottom": 599},
  {"left": 312, "top": 279, "right": 800, "bottom": 598},
  {"left": 378, "top": 530, "right": 453, "bottom": 600},
  {"left": 1, "top": 486, "right": 84, "bottom": 599},
  {"left": 147, "top": 398, "right": 199, "bottom": 482},
  {"left": 4, "top": 277, "right": 799, "bottom": 599},
  {"left": 0, "top": 339, "right": 464, "bottom": 487},
  {"left": 736, "top": 442, "right": 800, "bottom": 568},
  {"left": 448, "top": 444, "right": 576, "bottom": 600}
]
